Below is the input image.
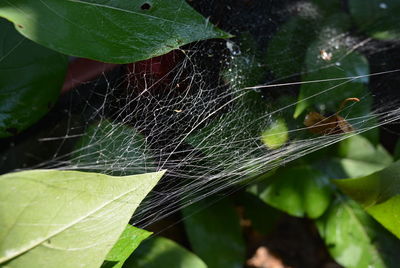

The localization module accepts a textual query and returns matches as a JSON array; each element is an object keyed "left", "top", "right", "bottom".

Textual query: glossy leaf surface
[
  {"left": 315, "top": 135, "right": 392, "bottom": 179},
  {"left": 317, "top": 197, "right": 400, "bottom": 268},
  {"left": 0, "top": 19, "right": 67, "bottom": 137},
  {"left": 335, "top": 161, "right": 400, "bottom": 239},
  {"left": 257, "top": 166, "right": 332, "bottom": 219},
  {"left": 294, "top": 14, "right": 371, "bottom": 128},
  {"left": 0, "top": 0, "right": 231, "bottom": 63}
]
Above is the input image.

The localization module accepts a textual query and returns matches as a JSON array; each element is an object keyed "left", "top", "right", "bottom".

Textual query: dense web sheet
[{"left": 3, "top": 0, "right": 400, "bottom": 227}]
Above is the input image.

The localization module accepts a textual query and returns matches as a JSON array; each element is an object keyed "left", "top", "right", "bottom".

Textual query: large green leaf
[
  {"left": 123, "top": 236, "right": 207, "bottom": 268},
  {"left": 102, "top": 225, "right": 151, "bottom": 268},
  {"left": 314, "top": 135, "right": 392, "bottom": 179},
  {"left": 266, "top": 16, "right": 318, "bottom": 79},
  {"left": 335, "top": 160, "right": 400, "bottom": 239},
  {"left": 349, "top": 0, "right": 400, "bottom": 40},
  {"left": 256, "top": 166, "right": 332, "bottom": 219},
  {"left": 316, "top": 197, "right": 400, "bottom": 268},
  {"left": 294, "top": 14, "right": 372, "bottom": 129},
  {"left": 73, "top": 120, "right": 155, "bottom": 176},
  {"left": 0, "top": 0, "right": 231, "bottom": 64},
  {"left": 0, "top": 169, "right": 165, "bottom": 268},
  {"left": 182, "top": 198, "right": 245, "bottom": 268},
  {"left": 0, "top": 19, "right": 67, "bottom": 138}
]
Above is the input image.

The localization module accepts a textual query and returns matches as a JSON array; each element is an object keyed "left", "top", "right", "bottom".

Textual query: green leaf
[
  {"left": 338, "top": 135, "right": 393, "bottom": 166},
  {"left": 294, "top": 51, "right": 371, "bottom": 119},
  {"left": 349, "top": 0, "right": 400, "bottom": 40},
  {"left": 315, "top": 135, "right": 392, "bottom": 179},
  {"left": 266, "top": 16, "right": 318, "bottom": 79},
  {"left": 223, "top": 33, "right": 266, "bottom": 88},
  {"left": 0, "top": 18, "right": 67, "bottom": 138},
  {"left": 102, "top": 225, "right": 151, "bottom": 268},
  {"left": 316, "top": 197, "right": 400, "bottom": 268},
  {"left": 0, "top": 169, "right": 165, "bottom": 268},
  {"left": 182, "top": 198, "right": 245, "bottom": 268},
  {"left": 0, "top": 0, "right": 231, "bottom": 64},
  {"left": 257, "top": 166, "right": 332, "bottom": 219},
  {"left": 294, "top": 14, "right": 371, "bottom": 122},
  {"left": 261, "top": 118, "right": 288, "bottom": 149},
  {"left": 186, "top": 90, "right": 268, "bottom": 171},
  {"left": 123, "top": 236, "right": 207, "bottom": 268},
  {"left": 335, "top": 160, "right": 400, "bottom": 239},
  {"left": 73, "top": 120, "right": 155, "bottom": 176}
]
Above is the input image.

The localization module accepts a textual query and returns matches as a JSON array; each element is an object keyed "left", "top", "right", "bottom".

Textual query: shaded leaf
[
  {"left": 0, "top": 0, "right": 231, "bottom": 63},
  {"left": 349, "top": 0, "right": 400, "bottom": 40},
  {"left": 73, "top": 120, "right": 155, "bottom": 175},
  {"left": 182, "top": 198, "right": 245, "bottom": 268},
  {"left": 223, "top": 33, "right": 266, "bottom": 88},
  {"left": 294, "top": 14, "right": 373, "bottom": 138},
  {"left": 256, "top": 166, "right": 332, "bottom": 219},
  {"left": 0, "top": 169, "right": 165, "bottom": 268},
  {"left": 335, "top": 160, "right": 400, "bottom": 239},
  {"left": 338, "top": 135, "right": 393, "bottom": 166},
  {"left": 266, "top": 16, "right": 318, "bottom": 79},
  {"left": 315, "top": 135, "right": 392, "bottom": 179},
  {"left": 124, "top": 236, "right": 207, "bottom": 268},
  {"left": 102, "top": 225, "right": 151, "bottom": 268},
  {"left": 316, "top": 197, "right": 400, "bottom": 268},
  {"left": 186, "top": 90, "right": 269, "bottom": 171},
  {"left": 0, "top": 19, "right": 67, "bottom": 138}
]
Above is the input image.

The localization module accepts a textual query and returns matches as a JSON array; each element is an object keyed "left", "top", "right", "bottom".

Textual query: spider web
[{"left": 5, "top": 0, "right": 400, "bottom": 227}]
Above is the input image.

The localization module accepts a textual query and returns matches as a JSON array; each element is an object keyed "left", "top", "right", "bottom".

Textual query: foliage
[
  {"left": 0, "top": 19, "right": 67, "bottom": 137},
  {"left": 0, "top": 0, "right": 230, "bottom": 63},
  {"left": 0, "top": 170, "right": 165, "bottom": 267},
  {"left": 1, "top": 1, "right": 400, "bottom": 268}
]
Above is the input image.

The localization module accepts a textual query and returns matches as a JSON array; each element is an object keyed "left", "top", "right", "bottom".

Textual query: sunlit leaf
[
  {"left": 256, "top": 166, "right": 332, "bottom": 219},
  {"left": 335, "top": 160, "right": 400, "bottom": 239},
  {"left": 102, "top": 225, "right": 151, "bottom": 268},
  {"left": 0, "top": 0, "right": 231, "bottom": 63},
  {"left": 0, "top": 19, "right": 67, "bottom": 138},
  {"left": 316, "top": 197, "right": 400, "bottom": 268},
  {"left": 314, "top": 135, "right": 392, "bottom": 179},
  {"left": 0, "top": 169, "right": 165, "bottom": 268}
]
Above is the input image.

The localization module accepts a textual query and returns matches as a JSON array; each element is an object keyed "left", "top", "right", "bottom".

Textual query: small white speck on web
[
  {"left": 226, "top": 40, "right": 241, "bottom": 56},
  {"left": 379, "top": 3, "right": 388, "bottom": 9}
]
